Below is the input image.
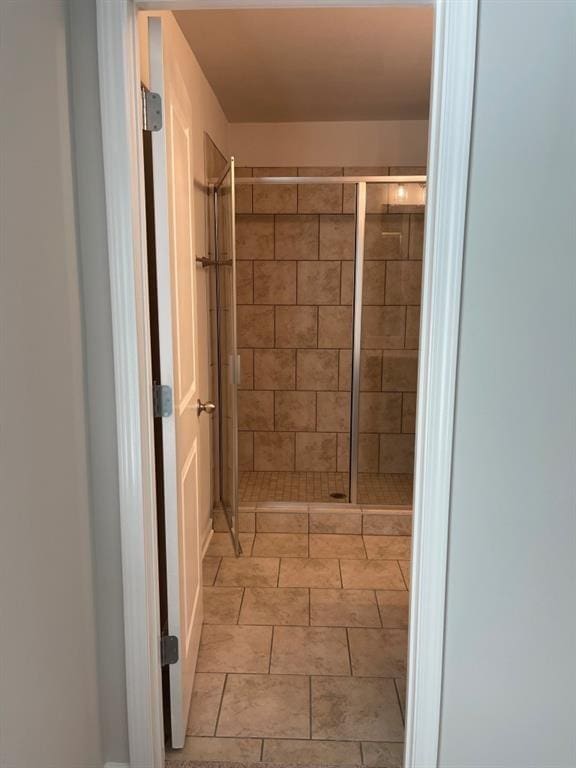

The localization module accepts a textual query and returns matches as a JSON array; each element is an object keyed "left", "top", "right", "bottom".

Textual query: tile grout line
[{"left": 213, "top": 672, "right": 229, "bottom": 738}]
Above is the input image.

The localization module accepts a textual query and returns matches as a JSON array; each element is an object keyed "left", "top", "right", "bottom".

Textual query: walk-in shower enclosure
[{"left": 210, "top": 160, "right": 425, "bottom": 543}]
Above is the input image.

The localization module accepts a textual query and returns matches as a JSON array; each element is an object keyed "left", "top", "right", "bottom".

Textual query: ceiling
[{"left": 174, "top": 7, "right": 433, "bottom": 123}]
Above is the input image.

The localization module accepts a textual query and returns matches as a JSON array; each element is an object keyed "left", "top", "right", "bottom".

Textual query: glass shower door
[{"left": 215, "top": 158, "right": 241, "bottom": 554}]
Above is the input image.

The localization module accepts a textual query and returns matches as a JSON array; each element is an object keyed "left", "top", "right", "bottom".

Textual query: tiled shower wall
[{"left": 235, "top": 166, "right": 425, "bottom": 476}]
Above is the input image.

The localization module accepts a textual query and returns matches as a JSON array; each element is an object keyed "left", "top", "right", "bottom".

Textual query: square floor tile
[
  {"left": 207, "top": 532, "right": 255, "bottom": 557},
  {"left": 311, "top": 676, "right": 404, "bottom": 741},
  {"left": 395, "top": 678, "right": 406, "bottom": 719},
  {"left": 399, "top": 560, "right": 411, "bottom": 588},
  {"left": 170, "top": 736, "right": 262, "bottom": 762},
  {"left": 363, "top": 535, "right": 412, "bottom": 560},
  {"left": 263, "top": 739, "right": 361, "bottom": 765},
  {"left": 348, "top": 628, "right": 408, "bottom": 677},
  {"left": 340, "top": 560, "right": 405, "bottom": 590},
  {"left": 271, "top": 626, "right": 350, "bottom": 675},
  {"left": 215, "top": 557, "right": 279, "bottom": 587},
  {"left": 252, "top": 533, "right": 309, "bottom": 557},
  {"left": 376, "top": 591, "right": 409, "bottom": 629},
  {"left": 279, "top": 557, "right": 341, "bottom": 588},
  {"left": 197, "top": 625, "right": 272, "bottom": 673},
  {"left": 309, "top": 534, "right": 367, "bottom": 558},
  {"left": 239, "top": 587, "right": 309, "bottom": 626},
  {"left": 217, "top": 674, "right": 310, "bottom": 738},
  {"left": 186, "top": 673, "right": 226, "bottom": 736},
  {"left": 202, "top": 557, "right": 221, "bottom": 586},
  {"left": 310, "top": 589, "right": 381, "bottom": 628},
  {"left": 203, "top": 587, "right": 243, "bottom": 624},
  {"left": 362, "top": 741, "right": 404, "bottom": 768}
]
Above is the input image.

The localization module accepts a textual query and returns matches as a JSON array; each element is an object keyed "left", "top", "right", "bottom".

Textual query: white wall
[
  {"left": 439, "top": 1, "right": 576, "bottom": 765},
  {"left": 139, "top": 11, "right": 230, "bottom": 546},
  {"left": 230, "top": 119, "right": 428, "bottom": 167},
  {"left": 0, "top": 2, "right": 102, "bottom": 766}
]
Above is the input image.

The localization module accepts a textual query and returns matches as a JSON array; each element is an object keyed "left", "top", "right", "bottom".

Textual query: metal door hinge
[
  {"left": 153, "top": 384, "right": 173, "bottom": 417},
  {"left": 142, "top": 86, "right": 162, "bottom": 132},
  {"left": 160, "top": 635, "right": 179, "bottom": 666}
]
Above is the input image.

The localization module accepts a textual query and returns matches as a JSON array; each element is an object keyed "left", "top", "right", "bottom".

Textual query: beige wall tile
[
  {"left": 319, "top": 214, "right": 355, "bottom": 260},
  {"left": 385, "top": 260, "right": 422, "bottom": 305},
  {"left": 361, "top": 350, "right": 383, "bottom": 391},
  {"left": 238, "top": 348, "right": 253, "bottom": 390},
  {"left": 359, "top": 433, "right": 380, "bottom": 472},
  {"left": 275, "top": 391, "right": 316, "bottom": 431},
  {"left": 363, "top": 260, "right": 386, "bottom": 305},
  {"left": 340, "top": 261, "right": 354, "bottom": 305},
  {"left": 359, "top": 392, "right": 402, "bottom": 433},
  {"left": 365, "top": 214, "right": 409, "bottom": 260},
  {"left": 295, "top": 432, "right": 337, "bottom": 471},
  {"left": 236, "top": 260, "right": 253, "bottom": 304},
  {"left": 336, "top": 432, "right": 350, "bottom": 472},
  {"left": 238, "top": 431, "right": 254, "bottom": 471},
  {"left": 317, "top": 391, "right": 351, "bottom": 433},
  {"left": 275, "top": 214, "right": 319, "bottom": 260},
  {"left": 235, "top": 167, "right": 253, "bottom": 214},
  {"left": 338, "top": 350, "right": 351, "bottom": 391},
  {"left": 254, "top": 260, "right": 296, "bottom": 304},
  {"left": 297, "top": 261, "right": 341, "bottom": 305},
  {"left": 381, "top": 350, "right": 418, "bottom": 392},
  {"left": 405, "top": 306, "right": 421, "bottom": 349},
  {"left": 363, "top": 512, "right": 412, "bottom": 536},
  {"left": 318, "top": 306, "right": 353, "bottom": 348},
  {"left": 254, "top": 431, "right": 295, "bottom": 471},
  {"left": 409, "top": 213, "right": 425, "bottom": 259},
  {"left": 343, "top": 166, "right": 390, "bottom": 213},
  {"left": 297, "top": 167, "right": 343, "bottom": 214},
  {"left": 309, "top": 511, "right": 361, "bottom": 535},
  {"left": 275, "top": 306, "right": 318, "bottom": 348},
  {"left": 254, "top": 349, "right": 295, "bottom": 390},
  {"left": 379, "top": 434, "right": 415, "bottom": 473},
  {"left": 402, "top": 392, "right": 417, "bottom": 434},
  {"left": 238, "top": 390, "right": 274, "bottom": 431},
  {"left": 297, "top": 349, "right": 339, "bottom": 391},
  {"left": 362, "top": 306, "right": 405, "bottom": 349},
  {"left": 253, "top": 167, "right": 297, "bottom": 214},
  {"left": 236, "top": 214, "right": 274, "bottom": 260},
  {"left": 237, "top": 305, "right": 274, "bottom": 348},
  {"left": 256, "top": 511, "right": 309, "bottom": 533}
]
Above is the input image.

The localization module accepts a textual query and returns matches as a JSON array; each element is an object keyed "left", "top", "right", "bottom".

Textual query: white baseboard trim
[
  {"left": 201, "top": 523, "right": 213, "bottom": 558},
  {"left": 104, "top": 762, "right": 129, "bottom": 768}
]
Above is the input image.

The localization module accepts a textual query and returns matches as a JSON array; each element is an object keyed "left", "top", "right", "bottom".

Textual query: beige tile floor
[
  {"left": 167, "top": 529, "right": 410, "bottom": 767},
  {"left": 239, "top": 471, "right": 414, "bottom": 506}
]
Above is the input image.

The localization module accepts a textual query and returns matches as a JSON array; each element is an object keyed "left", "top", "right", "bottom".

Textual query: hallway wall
[
  {"left": 0, "top": 2, "right": 102, "bottom": 766},
  {"left": 439, "top": 1, "right": 576, "bottom": 764}
]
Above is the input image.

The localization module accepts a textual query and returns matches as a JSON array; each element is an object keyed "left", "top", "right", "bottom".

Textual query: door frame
[{"left": 95, "top": 1, "right": 478, "bottom": 766}]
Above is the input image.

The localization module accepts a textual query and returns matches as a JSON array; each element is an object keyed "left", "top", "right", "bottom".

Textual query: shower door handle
[{"left": 197, "top": 400, "right": 216, "bottom": 416}]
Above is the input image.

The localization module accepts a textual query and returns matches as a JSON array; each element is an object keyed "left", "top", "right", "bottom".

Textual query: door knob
[{"left": 197, "top": 399, "right": 216, "bottom": 416}]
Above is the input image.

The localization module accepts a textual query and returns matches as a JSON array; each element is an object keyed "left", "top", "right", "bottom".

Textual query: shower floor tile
[{"left": 238, "top": 470, "right": 413, "bottom": 506}]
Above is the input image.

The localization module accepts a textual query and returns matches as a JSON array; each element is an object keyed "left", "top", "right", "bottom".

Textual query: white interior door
[{"left": 148, "top": 16, "right": 203, "bottom": 749}]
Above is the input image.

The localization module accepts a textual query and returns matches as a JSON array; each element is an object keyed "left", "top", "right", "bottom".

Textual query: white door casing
[{"left": 148, "top": 15, "right": 203, "bottom": 749}]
